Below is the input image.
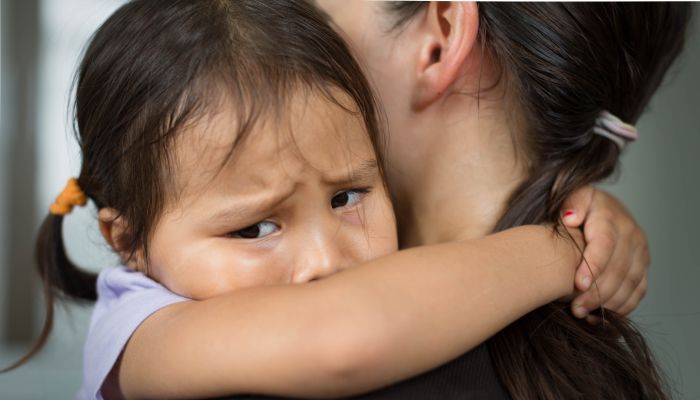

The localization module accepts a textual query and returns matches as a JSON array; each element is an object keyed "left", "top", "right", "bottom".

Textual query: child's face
[{"left": 146, "top": 90, "right": 398, "bottom": 299}]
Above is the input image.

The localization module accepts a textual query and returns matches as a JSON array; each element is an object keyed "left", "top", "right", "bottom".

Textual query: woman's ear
[
  {"left": 411, "top": 1, "right": 479, "bottom": 110},
  {"left": 98, "top": 208, "right": 145, "bottom": 271}
]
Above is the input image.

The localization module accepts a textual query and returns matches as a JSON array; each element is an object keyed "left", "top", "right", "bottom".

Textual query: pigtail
[
  {"left": 1, "top": 213, "right": 97, "bottom": 373},
  {"left": 35, "top": 213, "right": 97, "bottom": 302}
]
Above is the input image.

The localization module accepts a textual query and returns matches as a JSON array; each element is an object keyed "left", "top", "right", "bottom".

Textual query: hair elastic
[
  {"left": 592, "top": 110, "right": 639, "bottom": 150},
  {"left": 49, "top": 178, "right": 87, "bottom": 216}
]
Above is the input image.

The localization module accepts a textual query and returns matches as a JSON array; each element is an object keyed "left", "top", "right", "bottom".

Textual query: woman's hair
[
  {"left": 8, "top": 0, "right": 382, "bottom": 371},
  {"left": 387, "top": 2, "right": 691, "bottom": 399}
]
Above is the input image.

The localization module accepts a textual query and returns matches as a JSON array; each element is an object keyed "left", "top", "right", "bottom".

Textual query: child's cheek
[
  {"left": 339, "top": 208, "right": 366, "bottom": 226},
  {"left": 198, "top": 240, "right": 293, "bottom": 296}
]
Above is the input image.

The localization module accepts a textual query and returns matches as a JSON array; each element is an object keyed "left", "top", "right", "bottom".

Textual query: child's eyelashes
[
  {"left": 223, "top": 188, "right": 371, "bottom": 240},
  {"left": 226, "top": 221, "right": 280, "bottom": 239},
  {"left": 331, "top": 188, "right": 371, "bottom": 209}
]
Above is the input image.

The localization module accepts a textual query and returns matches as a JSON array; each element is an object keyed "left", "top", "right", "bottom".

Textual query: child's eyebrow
[
  {"left": 205, "top": 188, "right": 295, "bottom": 226},
  {"left": 322, "top": 158, "right": 379, "bottom": 186},
  {"left": 204, "top": 159, "right": 379, "bottom": 227}
]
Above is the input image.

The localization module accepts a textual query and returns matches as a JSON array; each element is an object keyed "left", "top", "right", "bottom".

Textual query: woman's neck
[{"left": 393, "top": 97, "right": 529, "bottom": 248}]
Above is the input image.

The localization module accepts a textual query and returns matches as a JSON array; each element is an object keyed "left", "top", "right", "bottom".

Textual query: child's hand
[{"left": 560, "top": 187, "right": 649, "bottom": 320}]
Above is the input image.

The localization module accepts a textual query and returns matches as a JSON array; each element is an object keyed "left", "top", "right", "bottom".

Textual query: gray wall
[
  {"left": 601, "top": 13, "right": 700, "bottom": 398},
  {"left": 0, "top": 2, "right": 699, "bottom": 399}
]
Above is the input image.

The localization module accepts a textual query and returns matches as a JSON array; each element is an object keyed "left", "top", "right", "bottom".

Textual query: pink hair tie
[{"left": 592, "top": 111, "right": 639, "bottom": 150}]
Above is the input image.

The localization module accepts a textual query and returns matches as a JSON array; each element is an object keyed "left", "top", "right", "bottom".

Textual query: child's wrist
[
  {"left": 553, "top": 225, "right": 584, "bottom": 301},
  {"left": 498, "top": 225, "right": 579, "bottom": 302}
]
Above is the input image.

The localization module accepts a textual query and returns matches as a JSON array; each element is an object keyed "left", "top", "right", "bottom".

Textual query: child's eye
[
  {"left": 227, "top": 221, "right": 279, "bottom": 239},
  {"left": 331, "top": 188, "right": 370, "bottom": 209}
]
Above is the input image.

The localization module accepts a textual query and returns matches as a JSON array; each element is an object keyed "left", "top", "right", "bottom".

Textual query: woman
[
  {"left": 107, "top": 2, "right": 679, "bottom": 399},
  {"left": 314, "top": 1, "right": 690, "bottom": 398}
]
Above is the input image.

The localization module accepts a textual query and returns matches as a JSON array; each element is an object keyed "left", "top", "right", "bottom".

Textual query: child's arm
[{"left": 117, "top": 225, "right": 581, "bottom": 399}]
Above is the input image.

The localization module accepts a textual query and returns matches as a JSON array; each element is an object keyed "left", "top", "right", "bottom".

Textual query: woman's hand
[{"left": 560, "top": 186, "right": 649, "bottom": 320}]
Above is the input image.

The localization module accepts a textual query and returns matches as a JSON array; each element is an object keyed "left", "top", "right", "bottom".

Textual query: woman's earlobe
[{"left": 411, "top": 1, "right": 479, "bottom": 110}]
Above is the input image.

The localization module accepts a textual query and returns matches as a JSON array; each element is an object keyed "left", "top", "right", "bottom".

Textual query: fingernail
[
  {"left": 581, "top": 275, "right": 591, "bottom": 290},
  {"left": 573, "top": 305, "right": 588, "bottom": 318}
]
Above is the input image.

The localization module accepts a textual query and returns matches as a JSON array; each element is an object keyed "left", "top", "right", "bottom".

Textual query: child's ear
[
  {"left": 411, "top": 1, "right": 480, "bottom": 110},
  {"left": 98, "top": 208, "right": 145, "bottom": 272}
]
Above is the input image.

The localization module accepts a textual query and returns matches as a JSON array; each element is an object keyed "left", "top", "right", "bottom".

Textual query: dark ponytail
[
  {"left": 36, "top": 213, "right": 98, "bottom": 302},
  {"left": 483, "top": 4, "right": 689, "bottom": 399},
  {"left": 388, "top": 2, "right": 691, "bottom": 399}
]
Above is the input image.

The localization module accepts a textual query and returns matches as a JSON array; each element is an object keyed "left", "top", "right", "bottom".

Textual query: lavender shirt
[{"left": 77, "top": 266, "right": 188, "bottom": 400}]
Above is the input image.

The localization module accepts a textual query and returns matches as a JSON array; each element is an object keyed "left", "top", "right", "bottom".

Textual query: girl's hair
[
  {"left": 10, "top": 0, "right": 383, "bottom": 371},
  {"left": 387, "top": 2, "right": 691, "bottom": 399}
]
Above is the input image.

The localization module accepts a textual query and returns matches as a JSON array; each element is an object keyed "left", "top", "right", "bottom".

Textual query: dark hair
[
  {"left": 5, "top": 0, "right": 383, "bottom": 372},
  {"left": 387, "top": 2, "right": 691, "bottom": 399}
]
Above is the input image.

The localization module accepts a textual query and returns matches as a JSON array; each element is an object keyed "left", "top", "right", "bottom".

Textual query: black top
[{"left": 222, "top": 343, "right": 510, "bottom": 400}]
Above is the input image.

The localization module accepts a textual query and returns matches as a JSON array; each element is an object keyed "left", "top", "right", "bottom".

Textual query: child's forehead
[{"left": 170, "top": 88, "right": 378, "bottom": 199}]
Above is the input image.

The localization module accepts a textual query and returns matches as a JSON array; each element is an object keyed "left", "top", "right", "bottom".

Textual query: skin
[
  {"left": 103, "top": 89, "right": 397, "bottom": 299},
  {"left": 315, "top": 0, "right": 650, "bottom": 318}
]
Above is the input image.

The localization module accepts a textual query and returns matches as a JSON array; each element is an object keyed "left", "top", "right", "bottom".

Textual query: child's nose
[{"left": 292, "top": 220, "right": 354, "bottom": 283}]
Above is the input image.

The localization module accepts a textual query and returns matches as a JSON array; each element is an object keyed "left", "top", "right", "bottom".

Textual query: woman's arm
[{"left": 118, "top": 225, "right": 581, "bottom": 399}]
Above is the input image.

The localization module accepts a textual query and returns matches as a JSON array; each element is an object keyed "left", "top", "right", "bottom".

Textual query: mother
[{"left": 314, "top": 1, "right": 690, "bottom": 398}]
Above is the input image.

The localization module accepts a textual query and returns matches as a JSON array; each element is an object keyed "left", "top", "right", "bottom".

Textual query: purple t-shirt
[{"left": 77, "top": 266, "right": 188, "bottom": 400}]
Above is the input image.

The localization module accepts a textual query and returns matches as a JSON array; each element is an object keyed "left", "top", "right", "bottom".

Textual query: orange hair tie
[{"left": 49, "top": 178, "right": 88, "bottom": 216}]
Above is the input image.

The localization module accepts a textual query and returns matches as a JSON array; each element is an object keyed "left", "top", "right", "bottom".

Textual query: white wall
[
  {"left": 603, "top": 15, "right": 700, "bottom": 397},
  {"left": 0, "top": 1, "right": 122, "bottom": 398}
]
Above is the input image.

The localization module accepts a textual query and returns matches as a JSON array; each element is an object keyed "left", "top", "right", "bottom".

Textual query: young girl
[{"left": 14, "top": 1, "right": 653, "bottom": 399}]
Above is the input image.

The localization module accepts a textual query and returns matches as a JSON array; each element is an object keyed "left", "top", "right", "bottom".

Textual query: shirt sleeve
[{"left": 77, "top": 266, "right": 189, "bottom": 400}]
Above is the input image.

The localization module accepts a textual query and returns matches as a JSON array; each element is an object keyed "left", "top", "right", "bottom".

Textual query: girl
[
  {"left": 13, "top": 0, "right": 656, "bottom": 399},
  {"left": 316, "top": 1, "right": 692, "bottom": 399}
]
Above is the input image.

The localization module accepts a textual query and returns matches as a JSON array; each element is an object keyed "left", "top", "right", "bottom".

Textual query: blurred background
[{"left": 1, "top": 1, "right": 699, "bottom": 398}]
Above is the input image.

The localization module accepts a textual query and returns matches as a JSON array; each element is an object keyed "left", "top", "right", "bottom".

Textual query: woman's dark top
[{"left": 223, "top": 343, "right": 510, "bottom": 400}]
